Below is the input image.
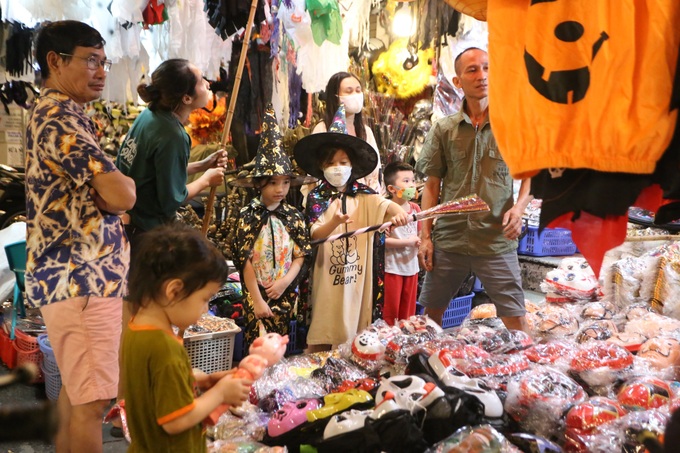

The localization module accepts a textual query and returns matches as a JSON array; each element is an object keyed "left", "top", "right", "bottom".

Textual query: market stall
[{"left": 1, "top": 0, "right": 680, "bottom": 452}]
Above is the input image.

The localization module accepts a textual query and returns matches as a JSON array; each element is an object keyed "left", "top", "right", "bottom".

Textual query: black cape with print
[{"left": 234, "top": 198, "right": 311, "bottom": 344}]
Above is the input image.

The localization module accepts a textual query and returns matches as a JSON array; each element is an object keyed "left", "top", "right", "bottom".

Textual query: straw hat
[{"left": 293, "top": 105, "right": 378, "bottom": 181}]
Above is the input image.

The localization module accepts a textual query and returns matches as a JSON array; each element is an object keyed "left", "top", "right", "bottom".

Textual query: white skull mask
[
  {"left": 323, "top": 409, "right": 371, "bottom": 439},
  {"left": 427, "top": 350, "right": 504, "bottom": 418},
  {"left": 372, "top": 375, "right": 444, "bottom": 419}
]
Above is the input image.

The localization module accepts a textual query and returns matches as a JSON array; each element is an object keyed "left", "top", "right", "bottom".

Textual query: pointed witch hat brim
[
  {"left": 228, "top": 172, "right": 316, "bottom": 188},
  {"left": 293, "top": 104, "right": 378, "bottom": 181},
  {"left": 230, "top": 104, "right": 313, "bottom": 188}
]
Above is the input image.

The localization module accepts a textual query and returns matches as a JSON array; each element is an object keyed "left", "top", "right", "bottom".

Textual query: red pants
[{"left": 382, "top": 272, "right": 418, "bottom": 326}]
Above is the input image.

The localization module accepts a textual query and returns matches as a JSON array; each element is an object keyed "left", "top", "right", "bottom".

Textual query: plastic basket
[
  {"left": 41, "top": 365, "right": 62, "bottom": 401},
  {"left": 415, "top": 293, "right": 473, "bottom": 329},
  {"left": 233, "top": 329, "right": 247, "bottom": 362},
  {"left": 38, "top": 334, "right": 60, "bottom": 375},
  {"left": 183, "top": 326, "right": 239, "bottom": 374},
  {"left": 286, "top": 320, "right": 306, "bottom": 356},
  {"left": 13, "top": 329, "right": 43, "bottom": 383},
  {"left": 0, "top": 327, "right": 17, "bottom": 368},
  {"left": 518, "top": 226, "right": 577, "bottom": 257},
  {"left": 441, "top": 293, "right": 474, "bottom": 329}
]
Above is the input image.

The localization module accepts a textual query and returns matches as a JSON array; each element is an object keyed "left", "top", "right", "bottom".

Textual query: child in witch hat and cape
[
  {"left": 233, "top": 105, "right": 312, "bottom": 347},
  {"left": 294, "top": 105, "right": 411, "bottom": 352}
]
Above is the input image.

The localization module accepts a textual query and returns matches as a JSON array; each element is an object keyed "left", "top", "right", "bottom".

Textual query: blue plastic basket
[
  {"left": 286, "top": 320, "right": 307, "bottom": 356},
  {"left": 518, "top": 226, "right": 577, "bottom": 257},
  {"left": 441, "top": 293, "right": 474, "bottom": 329},
  {"left": 41, "top": 365, "right": 62, "bottom": 401},
  {"left": 416, "top": 293, "right": 473, "bottom": 329},
  {"left": 233, "top": 329, "right": 247, "bottom": 362},
  {"left": 37, "top": 334, "right": 59, "bottom": 375}
]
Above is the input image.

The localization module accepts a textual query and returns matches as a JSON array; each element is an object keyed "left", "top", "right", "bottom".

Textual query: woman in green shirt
[{"left": 117, "top": 58, "right": 227, "bottom": 240}]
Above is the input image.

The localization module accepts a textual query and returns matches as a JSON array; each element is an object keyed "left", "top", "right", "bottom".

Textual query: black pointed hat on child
[
  {"left": 293, "top": 104, "right": 378, "bottom": 181},
  {"left": 230, "top": 104, "right": 309, "bottom": 188}
]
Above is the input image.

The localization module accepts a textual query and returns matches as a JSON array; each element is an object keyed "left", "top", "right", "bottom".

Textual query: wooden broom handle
[{"left": 202, "top": 0, "right": 260, "bottom": 235}]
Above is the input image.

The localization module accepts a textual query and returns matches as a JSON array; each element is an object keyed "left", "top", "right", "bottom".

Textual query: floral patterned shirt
[
  {"left": 25, "top": 89, "right": 129, "bottom": 306},
  {"left": 252, "top": 215, "right": 303, "bottom": 287}
]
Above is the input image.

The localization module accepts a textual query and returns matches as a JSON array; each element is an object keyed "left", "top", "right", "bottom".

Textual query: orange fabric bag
[{"left": 487, "top": 0, "right": 680, "bottom": 179}]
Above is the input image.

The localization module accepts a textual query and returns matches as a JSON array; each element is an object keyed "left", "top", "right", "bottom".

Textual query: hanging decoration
[
  {"left": 18, "top": 0, "right": 91, "bottom": 22},
  {"left": 188, "top": 96, "right": 228, "bottom": 146},
  {"left": 276, "top": 0, "right": 349, "bottom": 93},
  {"left": 5, "top": 23, "right": 33, "bottom": 78},
  {"left": 372, "top": 38, "right": 434, "bottom": 100},
  {"left": 141, "top": 0, "right": 168, "bottom": 26},
  {"left": 442, "top": 0, "right": 487, "bottom": 21},
  {"left": 306, "top": 0, "right": 343, "bottom": 46},
  {"left": 485, "top": 0, "right": 680, "bottom": 275}
]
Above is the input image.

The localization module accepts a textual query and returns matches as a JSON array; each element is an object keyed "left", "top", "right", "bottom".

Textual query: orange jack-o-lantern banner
[{"left": 487, "top": 0, "right": 680, "bottom": 180}]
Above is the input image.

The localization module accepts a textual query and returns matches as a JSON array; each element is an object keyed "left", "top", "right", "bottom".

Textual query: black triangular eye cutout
[
  {"left": 395, "top": 378, "right": 414, "bottom": 389},
  {"left": 531, "top": 0, "right": 557, "bottom": 4}
]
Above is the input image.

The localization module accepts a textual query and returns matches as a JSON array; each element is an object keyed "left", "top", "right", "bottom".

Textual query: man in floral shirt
[{"left": 25, "top": 21, "right": 136, "bottom": 452}]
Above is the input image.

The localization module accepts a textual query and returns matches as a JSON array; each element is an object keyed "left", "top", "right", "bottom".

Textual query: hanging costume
[
  {"left": 276, "top": 0, "right": 349, "bottom": 93},
  {"left": 483, "top": 0, "right": 680, "bottom": 274}
]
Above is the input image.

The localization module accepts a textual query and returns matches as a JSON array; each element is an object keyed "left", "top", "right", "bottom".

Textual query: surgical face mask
[
  {"left": 324, "top": 165, "right": 352, "bottom": 188},
  {"left": 339, "top": 93, "right": 364, "bottom": 115},
  {"left": 394, "top": 186, "right": 417, "bottom": 201}
]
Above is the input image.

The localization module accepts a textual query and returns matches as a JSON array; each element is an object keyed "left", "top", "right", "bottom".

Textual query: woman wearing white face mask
[{"left": 309, "top": 72, "right": 382, "bottom": 193}]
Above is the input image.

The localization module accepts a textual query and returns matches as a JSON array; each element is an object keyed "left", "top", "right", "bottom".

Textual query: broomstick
[
  {"left": 201, "top": 0, "right": 259, "bottom": 235},
  {"left": 310, "top": 195, "right": 490, "bottom": 246}
]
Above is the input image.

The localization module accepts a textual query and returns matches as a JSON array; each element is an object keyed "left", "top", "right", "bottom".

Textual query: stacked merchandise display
[{"left": 196, "top": 253, "right": 680, "bottom": 453}]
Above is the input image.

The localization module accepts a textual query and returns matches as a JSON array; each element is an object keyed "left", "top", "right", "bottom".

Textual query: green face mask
[{"left": 395, "top": 186, "right": 417, "bottom": 201}]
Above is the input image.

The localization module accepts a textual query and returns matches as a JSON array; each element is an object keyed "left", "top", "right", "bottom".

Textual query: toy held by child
[
  {"left": 121, "top": 224, "right": 253, "bottom": 452},
  {"left": 205, "top": 331, "right": 290, "bottom": 425},
  {"left": 382, "top": 161, "right": 421, "bottom": 326},
  {"left": 233, "top": 105, "right": 312, "bottom": 348},
  {"left": 294, "top": 105, "right": 412, "bottom": 351}
]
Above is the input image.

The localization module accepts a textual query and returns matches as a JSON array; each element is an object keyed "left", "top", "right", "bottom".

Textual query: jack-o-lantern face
[
  {"left": 487, "top": 0, "right": 679, "bottom": 179},
  {"left": 524, "top": 0, "right": 609, "bottom": 104}
]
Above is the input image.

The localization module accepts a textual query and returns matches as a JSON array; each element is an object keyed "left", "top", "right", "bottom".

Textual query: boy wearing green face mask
[{"left": 383, "top": 162, "right": 422, "bottom": 326}]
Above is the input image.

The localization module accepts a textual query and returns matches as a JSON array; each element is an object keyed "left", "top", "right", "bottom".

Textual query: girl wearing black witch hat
[
  {"left": 294, "top": 105, "right": 410, "bottom": 352},
  {"left": 233, "top": 106, "right": 312, "bottom": 346}
]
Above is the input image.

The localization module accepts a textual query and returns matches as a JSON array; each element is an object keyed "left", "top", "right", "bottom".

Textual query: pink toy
[
  {"left": 206, "top": 332, "right": 289, "bottom": 425},
  {"left": 234, "top": 333, "right": 289, "bottom": 380}
]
